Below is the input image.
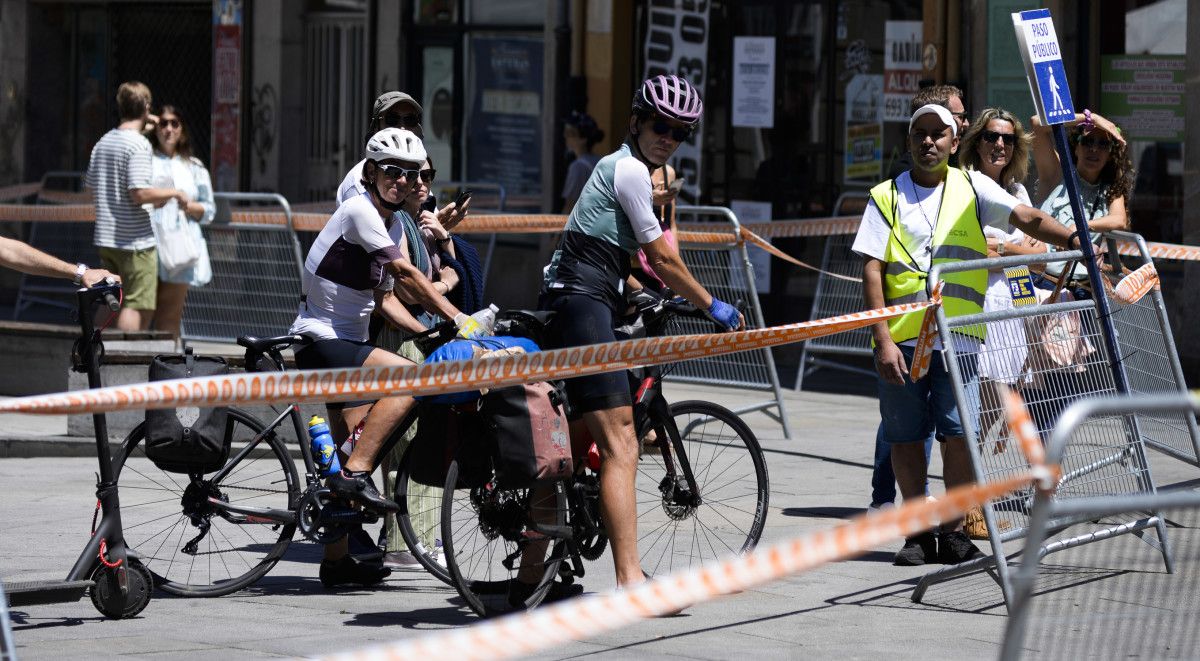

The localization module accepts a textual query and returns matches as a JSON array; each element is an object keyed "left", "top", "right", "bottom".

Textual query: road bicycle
[
  {"left": 429, "top": 297, "right": 771, "bottom": 616},
  {"left": 3, "top": 282, "right": 154, "bottom": 618},
  {"left": 109, "top": 322, "right": 461, "bottom": 596}
]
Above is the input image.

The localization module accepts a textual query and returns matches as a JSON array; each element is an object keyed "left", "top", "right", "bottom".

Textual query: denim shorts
[{"left": 877, "top": 344, "right": 979, "bottom": 444}]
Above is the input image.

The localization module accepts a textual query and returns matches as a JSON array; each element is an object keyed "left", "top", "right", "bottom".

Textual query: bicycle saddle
[{"left": 236, "top": 334, "right": 306, "bottom": 353}]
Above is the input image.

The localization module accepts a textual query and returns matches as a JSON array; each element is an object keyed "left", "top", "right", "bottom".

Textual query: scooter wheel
[{"left": 90, "top": 558, "right": 153, "bottom": 619}]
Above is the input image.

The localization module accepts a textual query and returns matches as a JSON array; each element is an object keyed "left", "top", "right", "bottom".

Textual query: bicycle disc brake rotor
[
  {"left": 296, "top": 486, "right": 348, "bottom": 544},
  {"left": 659, "top": 475, "right": 698, "bottom": 520}
]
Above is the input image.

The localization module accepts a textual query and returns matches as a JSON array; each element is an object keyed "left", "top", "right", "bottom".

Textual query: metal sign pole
[{"left": 1050, "top": 124, "right": 1131, "bottom": 394}]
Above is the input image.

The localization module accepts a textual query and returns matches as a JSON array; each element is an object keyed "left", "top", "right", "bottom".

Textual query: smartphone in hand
[
  {"left": 454, "top": 189, "right": 472, "bottom": 208},
  {"left": 667, "top": 177, "right": 686, "bottom": 194}
]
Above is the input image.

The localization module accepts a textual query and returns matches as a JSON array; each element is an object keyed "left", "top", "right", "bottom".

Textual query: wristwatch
[
  {"left": 997, "top": 241, "right": 1007, "bottom": 256},
  {"left": 73, "top": 263, "right": 88, "bottom": 285}
]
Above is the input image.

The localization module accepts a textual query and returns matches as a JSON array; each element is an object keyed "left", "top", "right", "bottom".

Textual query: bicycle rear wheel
[
  {"left": 114, "top": 408, "right": 299, "bottom": 596},
  {"left": 637, "top": 400, "right": 769, "bottom": 575},
  {"left": 442, "top": 461, "right": 568, "bottom": 618},
  {"left": 393, "top": 443, "right": 451, "bottom": 585}
]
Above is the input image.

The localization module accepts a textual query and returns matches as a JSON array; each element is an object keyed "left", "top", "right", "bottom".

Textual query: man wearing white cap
[{"left": 852, "top": 103, "right": 1080, "bottom": 566}]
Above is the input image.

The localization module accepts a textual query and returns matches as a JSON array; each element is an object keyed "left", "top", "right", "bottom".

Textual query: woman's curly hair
[
  {"left": 959, "top": 108, "right": 1032, "bottom": 192},
  {"left": 1069, "top": 121, "right": 1135, "bottom": 205}
]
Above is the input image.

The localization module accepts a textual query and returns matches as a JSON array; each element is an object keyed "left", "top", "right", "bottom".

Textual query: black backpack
[{"left": 144, "top": 348, "right": 231, "bottom": 474}]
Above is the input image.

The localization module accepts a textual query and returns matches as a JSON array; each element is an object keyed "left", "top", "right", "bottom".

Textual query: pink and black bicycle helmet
[{"left": 632, "top": 75, "right": 703, "bottom": 126}]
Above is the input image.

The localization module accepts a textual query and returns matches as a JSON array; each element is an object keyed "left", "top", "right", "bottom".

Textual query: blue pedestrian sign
[{"left": 1012, "top": 9, "right": 1075, "bottom": 124}]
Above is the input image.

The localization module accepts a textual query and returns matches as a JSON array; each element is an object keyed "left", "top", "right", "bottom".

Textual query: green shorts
[{"left": 99, "top": 247, "right": 158, "bottom": 310}]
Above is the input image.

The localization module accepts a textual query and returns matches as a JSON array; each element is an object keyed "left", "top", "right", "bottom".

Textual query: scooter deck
[{"left": 4, "top": 579, "right": 94, "bottom": 607}]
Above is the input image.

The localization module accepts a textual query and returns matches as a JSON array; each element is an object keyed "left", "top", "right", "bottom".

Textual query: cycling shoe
[
  {"left": 327, "top": 469, "right": 400, "bottom": 513},
  {"left": 319, "top": 555, "right": 391, "bottom": 588}
]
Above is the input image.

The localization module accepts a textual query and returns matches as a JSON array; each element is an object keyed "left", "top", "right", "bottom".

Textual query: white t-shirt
[
  {"left": 336, "top": 159, "right": 368, "bottom": 205},
  {"left": 290, "top": 193, "right": 404, "bottom": 341},
  {"left": 852, "top": 169, "right": 1022, "bottom": 349}
]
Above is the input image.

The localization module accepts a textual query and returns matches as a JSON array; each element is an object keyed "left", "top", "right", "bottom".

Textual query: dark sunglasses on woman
[
  {"left": 981, "top": 129, "right": 1016, "bottom": 147},
  {"left": 1076, "top": 134, "right": 1113, "bottom": 151},
  {"left": 384, "top": 111, "right": 421, "bottom": 129},
  {"left": 650, "top": 119, "right": 694, "bottom": 142},
  {"left": 419, "top": 168, "right": 436, "bottom": 183}
]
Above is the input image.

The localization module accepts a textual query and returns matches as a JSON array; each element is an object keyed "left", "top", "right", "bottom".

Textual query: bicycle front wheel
[
  {"left": 442, "top": 460, "right": 568, "bottom": 618},
  {"left": 637, "top": 400, "right": 769, "bottom": 575},
  {"left": 114, "top": 408, "right": 299, "bottom": 596}
]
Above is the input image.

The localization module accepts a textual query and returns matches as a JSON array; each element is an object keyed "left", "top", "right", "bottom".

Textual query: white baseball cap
[{"left": 909, "top": 103, "right": 957, "bottom": 137}]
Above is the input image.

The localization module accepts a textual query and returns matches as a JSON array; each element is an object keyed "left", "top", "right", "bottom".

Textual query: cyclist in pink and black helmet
[{"left": 537, "top": 75, "right": 741, "bottom": 597}]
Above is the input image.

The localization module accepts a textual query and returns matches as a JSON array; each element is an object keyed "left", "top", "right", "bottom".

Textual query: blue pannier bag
[{"left": 416, "top": 335, "right": 540, "bottom": 404}]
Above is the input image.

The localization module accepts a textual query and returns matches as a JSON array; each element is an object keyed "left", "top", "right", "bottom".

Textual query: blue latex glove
[{"left": 706, "top": 297, "right": 740, "bottom": 331}]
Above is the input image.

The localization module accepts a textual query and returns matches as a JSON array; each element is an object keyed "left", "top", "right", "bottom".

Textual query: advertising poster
[
  {"left": 465, "top": 35, "right": 543, "bottom": 210},
  {"left": 1100, "top": 55, "right": 1185, "bottom": 141},
  {"left": 732, "top": 37, "right": 776, "bottom": 128},
  {"left": 212, "top": 0, "right": 242, "bottom": 191},
  {"left": 643, "top": 2, "right": 709, "bottom": 205},
  {"left": 730, "top": 200, "right": 773, "bottom": 294},
  {"left": 421, "top": 47, "right": 455, "bottom": 178},
  {"left": 844, "top": 74, "right": 882, "bottom": 181},
  {"left": 883, "top": 21, "right": 922, "bottom": 123}
]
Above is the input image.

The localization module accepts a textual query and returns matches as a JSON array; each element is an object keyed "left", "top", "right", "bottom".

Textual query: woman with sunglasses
[
  {"left": 147, "top": 105, "right": 215, "bottom": 339},
  {"left": 1030, "top": 109, "right": 1135, "bottom": 288},
  {"left": 538, "top": 75, "right": 743, "bottom": 596}
]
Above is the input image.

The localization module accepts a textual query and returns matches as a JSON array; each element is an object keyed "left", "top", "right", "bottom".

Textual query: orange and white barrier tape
[
  {"left": 1108, "top": 262, "right": 1159, "bottom": 306},
  {"left": 317, "top": 393, "right": 1053, "bottom": 661},
  {"left": 0, "top": 204, "right": 94, "bottom": 222},
  {"left": 1116, "top": 239, "right": 1200, "bottom": 262},
  {"left": 0, "top": 302, "right": 932, "bottom": 416},
  {"left": 908, "top": 282, "right": 944, "bottom": 381}
]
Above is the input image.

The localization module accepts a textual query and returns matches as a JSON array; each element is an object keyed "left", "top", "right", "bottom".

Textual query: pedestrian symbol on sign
[{"left": 1047, "top": 70, "right": 1064, "bottom": 114}]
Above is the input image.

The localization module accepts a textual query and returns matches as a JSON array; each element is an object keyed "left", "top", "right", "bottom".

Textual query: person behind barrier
[
  {"left": 86, "top": 81, "right": 190, "bottom": 331},
  {"left": 1030, "top": 109, "right": 1133, "bottom": 291},
  {"left": 540, "top": 75, "right": 744, "bottom": 596},
  {"left": 0, "top": 236, "right": 117, "bottom": 287},
  {"left": 147, "top": 105, "right": 216, "bottom": 339},
  {"left": 561, "top": 111, "right": 604, "bottom": 214},
  {"left": 336, "top": 91, "right": 424, "bottom": 205},
  {"left": 290, "top": 127, "right": 487, "bottom": 588},
  {"left": 854, "top": 104, "right": 1080, "bottom": 567}
]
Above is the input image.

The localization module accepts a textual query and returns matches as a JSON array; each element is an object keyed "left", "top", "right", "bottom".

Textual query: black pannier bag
[
  {"left": 481, "top": 382, "right": 572, "bottom": 489},
  {"left": 144, "top": 348, "right": 231, "bottom": 474},
  {"left": 408, "top": 403, "right": 490, "bottom": 488}
]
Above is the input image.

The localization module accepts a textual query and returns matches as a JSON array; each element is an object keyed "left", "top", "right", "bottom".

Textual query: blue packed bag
[{"left": 416, "top": 335, "right": 541, "bottom": 404}]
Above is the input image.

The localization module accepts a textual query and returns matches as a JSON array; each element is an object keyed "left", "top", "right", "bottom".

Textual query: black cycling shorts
[
  {"left": 293, "top": 337, "right": 377, "bottom": 410},
  {"left": 540, "top": 293, "right": 631, "bottom": 415}
]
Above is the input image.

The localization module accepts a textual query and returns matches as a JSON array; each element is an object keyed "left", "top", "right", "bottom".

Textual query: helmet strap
[
  {"left": 627, "top": 133, "right": 665, "bottom": 169},
  {"left": 367, "top": 175, "right": 407, "bottom": 213}
]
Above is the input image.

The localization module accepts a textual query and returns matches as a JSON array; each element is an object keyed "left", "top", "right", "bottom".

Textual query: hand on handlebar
[{"left": 706, "top": 297, "right": 744, "bottom": 332}]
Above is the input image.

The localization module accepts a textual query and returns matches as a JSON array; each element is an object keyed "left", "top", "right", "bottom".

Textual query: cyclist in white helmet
[
  {"left": 290, "top": 127, "right": 488, "bottom": 588},
  {"left": 539, "top": 75, "right": 744, "bottom": 591}
]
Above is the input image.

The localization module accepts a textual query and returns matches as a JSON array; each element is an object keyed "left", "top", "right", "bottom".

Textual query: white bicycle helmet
[{"left": 364, "top": 127, "right": 426, "bottom": 165}]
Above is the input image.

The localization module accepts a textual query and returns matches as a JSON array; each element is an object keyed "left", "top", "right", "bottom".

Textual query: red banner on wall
[{"left": 212, "top": 0, "right": 242, "bottom": 191}]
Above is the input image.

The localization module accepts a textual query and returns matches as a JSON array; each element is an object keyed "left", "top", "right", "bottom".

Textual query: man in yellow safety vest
[{"left": 853, "top": 103, "right": 1080, "bottom": 566}]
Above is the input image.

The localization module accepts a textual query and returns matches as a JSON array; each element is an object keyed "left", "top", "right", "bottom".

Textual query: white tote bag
[{"left": 152, "top": 202, "right": 202, "bottom": 277}]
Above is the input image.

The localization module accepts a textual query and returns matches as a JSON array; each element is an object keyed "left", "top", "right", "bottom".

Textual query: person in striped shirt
[{"left": 85, "top": 81, "right": 189, "bottom": 330}]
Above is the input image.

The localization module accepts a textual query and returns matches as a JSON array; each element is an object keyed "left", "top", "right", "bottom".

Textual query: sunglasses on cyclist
[
  {"left": 159, "top": 118, "right": 182, "bottom": 129},
  {"left": 981, "top": 130, "right": 1016, "bottom": 147},
  {"left": 650, "top": 119, "right": 694, "bottom": 142},
  {"left": 1076, "top": 134, "right": 1113, "bottom": 151},
  {"left": 383, "top": 111, "right": 422, "bottom": 129},
  {"left": 419, "top": 168, "right": 436, "bottom": 184},
  {"left": 378, "top": 164, "right": 420, "bottom": 181}
]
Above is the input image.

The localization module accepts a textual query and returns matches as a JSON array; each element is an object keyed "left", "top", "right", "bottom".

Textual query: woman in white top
[{"left": 148, "top": 105, "right": 215, "bottom": 338}]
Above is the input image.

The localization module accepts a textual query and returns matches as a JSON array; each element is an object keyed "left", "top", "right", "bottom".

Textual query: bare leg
[
  {"left": 940, "top": 436, "right": 975, "bottom": 532},
  {"left": 584, "top": 405, "right": 644, "bottom": 587},
  {"left": 116, "top": 307, "right": 154, "bottom": 331},
  {"left": 152, "top": 281, "right": 189, "bottom": 339},
  {"left": 891, "top": 441, "right": 929, "bottom": 504}
]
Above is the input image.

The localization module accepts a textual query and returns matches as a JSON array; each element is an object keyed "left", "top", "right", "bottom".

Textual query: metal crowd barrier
[
  {"left": 1001, "top": 393, "right": 1200, "bottom": 660},
  {"left": 1105, "top": 230, "right": 1200, "bottom": 466},
  {"left": 673, "top": 205, "right": 792, "bottom": 439},
  {"left": 181, "top": 192, "right": 305, "bottom": 342},
  {"left": 912, "top": 250, "right": 1174, "bottom": 608},
  {"left": 794, "top": 192, "right": 869, "bottom": 390},
  {"left": 12, "top": 172, "right": 93, "bottom": 319}
]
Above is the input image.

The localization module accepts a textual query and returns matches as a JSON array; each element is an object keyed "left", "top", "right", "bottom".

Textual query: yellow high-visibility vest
[{"left": 869, "top": 167, "right": 988, "bottom": 344}]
